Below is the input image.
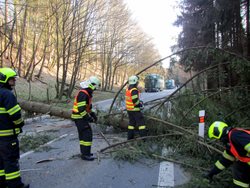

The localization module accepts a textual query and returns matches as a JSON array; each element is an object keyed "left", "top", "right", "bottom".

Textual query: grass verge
[{"left": 19, "top": 133, "right": 56, "bottom": 152}]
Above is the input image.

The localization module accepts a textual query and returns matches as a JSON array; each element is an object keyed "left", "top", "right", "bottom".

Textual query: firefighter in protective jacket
[
  {"left": 71, "top": 76, "right": 100, "bottom": 161},
  {"left": 125, "top": 75, "right": 146, "bottom": 140},
  {"left": 0, "top": 68, "right": 29, "bottom": 188},
  {"left": 205, "top": 121, "right": 250, "bottom": 188}
]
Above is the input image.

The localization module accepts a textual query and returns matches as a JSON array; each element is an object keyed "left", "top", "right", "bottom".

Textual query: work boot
[
  {"left": 80, "top": 153, "right": 93, "bottom": 156},
  {"left": 81, "top": 155, "right": 95, "bottom": 161},
  {"left": 0, "top": 182, "right": 7, "bottom": 188},
  {"left": 20, "top": 183, "right": 30, "bottom": 188}
]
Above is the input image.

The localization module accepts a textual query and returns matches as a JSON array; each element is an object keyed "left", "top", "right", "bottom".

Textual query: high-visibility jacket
[
  {"left": 0, "top": 87, "right": 24, "bottom": 137},
  {"left": 125, "top": 87, "right": 140, "bottom": 111},
  {"left": 228, "top": 128, "right": 250, "bottom": 163},
  {"left": 214, "top": 128, "right": 250, "bottom": 172},
  {"left": 71, "top": 89, "right": 92, "bottom": 119}
]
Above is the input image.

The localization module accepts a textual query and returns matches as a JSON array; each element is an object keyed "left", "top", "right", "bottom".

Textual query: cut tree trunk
[
  {"left": 18, "top": 99, "right": 71, "bottom": 119},
  {"left": 17, "top": 99, "right": 128, "bottom": 129}
]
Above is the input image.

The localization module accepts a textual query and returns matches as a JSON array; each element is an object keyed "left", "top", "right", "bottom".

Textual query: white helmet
[
  {"left": 80, "top": 80, "right": 89, "bottom": 89},
  {"left": 80, "top": 76, "right": 100, "bottom": 90},
  {"left": 128, "top": 75, "right": 139, "bottom": 85},
  {"left": 88, "top": 76, "right": 100, "bottom": 90}
]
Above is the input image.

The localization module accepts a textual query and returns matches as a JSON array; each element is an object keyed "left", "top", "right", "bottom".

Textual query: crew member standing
[
  {"left": 0, "top": 67, "right": 29, "bottom": 188},
  {"left": 71, "top": 76, "right": 100, "bottom": 161},
  {"left": 205, "top": 121, "right": 250, "bottom": 188},
  {"left": 125, "top": 75, "right": 146, "bottom": 140}
]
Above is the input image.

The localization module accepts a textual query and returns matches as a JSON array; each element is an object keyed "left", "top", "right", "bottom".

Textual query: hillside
[{"left": 14, "top": 66, "right": 116, "bottom": 110}]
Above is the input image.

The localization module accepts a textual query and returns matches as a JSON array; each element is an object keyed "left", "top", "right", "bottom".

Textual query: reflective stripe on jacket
[
  {"left": 228, "top": 128, "right": 250, "bottom": 163},
  {"left": 125, "top": 88, "right": 140, "bottom": 111},
  {"left": 0, "top": 88, "right": 23, "bottom": 137},
  {"left": 71, "top": 89, "right": 92, "bottom": 119}
]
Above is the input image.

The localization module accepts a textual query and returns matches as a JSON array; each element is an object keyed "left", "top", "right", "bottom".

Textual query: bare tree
[
  {"left": 15, "top": 4, "right": 27, "bottom": 76},
  {"left": 67, "top": 0, "right": 100, "bottom": 98}
]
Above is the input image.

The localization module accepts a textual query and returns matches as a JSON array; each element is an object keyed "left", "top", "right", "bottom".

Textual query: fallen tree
[
  {"left": 18, "top": 99, "right": 72, "bottom": 119},
  {"left": 17, "top": 99, "right": 223, "bottom": 155}
]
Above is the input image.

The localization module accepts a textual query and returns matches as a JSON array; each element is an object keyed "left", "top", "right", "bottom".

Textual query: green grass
[
  {"left": 14, "top": 77, "right": 117, "bottom": 110},
  {"left": 19, "top": 133, "right": 56, "bottom": 152}
]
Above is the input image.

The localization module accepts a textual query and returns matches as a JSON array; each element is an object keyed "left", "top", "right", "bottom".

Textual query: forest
[
  {"left": 0, "top": 0, "right": 166, "bottom": 100},
  {"left": 1, "top": 1, "right": 250, "bottom": 187},
  {"left": 0, "top": 1, "right": 249, "bottom": 93},
  {"left": 167, "top": 0, "right": 250, "bottom": 129}
]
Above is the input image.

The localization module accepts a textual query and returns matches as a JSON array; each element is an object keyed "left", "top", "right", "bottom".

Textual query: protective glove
[
  {"left": 202, "top": 172, "right": 214, "bottom": 183},
  {"left": 17, "top": 121, "right": 25, "bottom": 128},
  {"left": 16, "top": 121, "right": 24, "bottom": 133},
  {"left": 89, "top": 112, "right": 97, "bottom": 122},
  {"left": 87, "top": 115, "right": 94, "bottom": 123},
  {"left": 139, "top": 100, "right": 144, "bottom": 110},
  {"left": 83, "top": 114, "right": 94, "bottom": 123},
  {"left": 203, "top": 166, "right": 221, "bottom": 183}
]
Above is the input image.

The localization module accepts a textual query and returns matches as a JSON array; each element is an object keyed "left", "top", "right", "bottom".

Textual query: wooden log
[
  {"left": 17, "top": 99, "right": 128, "bottom": 128},
  {"left": 18, "top": 99, "right": 71, "bottom": 119}
]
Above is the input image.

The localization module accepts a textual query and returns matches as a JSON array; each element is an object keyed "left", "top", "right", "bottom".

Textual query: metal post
[{"left": 198, "top": 110, "right": 205, "bottom": 138}]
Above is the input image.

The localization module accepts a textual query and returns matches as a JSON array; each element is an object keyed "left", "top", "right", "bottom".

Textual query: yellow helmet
[
  {"left": 0, "top": 68, "right": 17, "bottom": 83},
  {"left": 208, "top": 121, "right": 228, "bottom": 139}
]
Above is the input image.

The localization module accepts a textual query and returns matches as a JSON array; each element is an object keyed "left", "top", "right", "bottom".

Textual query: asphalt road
[
  {"left": 20, "top": 119, "right": 189, "bottom": 188},
  {"left": 18, "top": 89, "right": 190, "bottom": 188},
  {"left": 95, "top": 89, "right": 176, "bottom": 111}
]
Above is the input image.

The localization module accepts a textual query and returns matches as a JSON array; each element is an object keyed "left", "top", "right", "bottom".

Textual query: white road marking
[
  {"left": 20, "top": 134, "right": 68, "bottom": 158},
  {"left": 157, "top": 148, "right": 175, "bottom": 187},
  {"left": 158, "top": 162, "right": 174, "bottom": 187}
]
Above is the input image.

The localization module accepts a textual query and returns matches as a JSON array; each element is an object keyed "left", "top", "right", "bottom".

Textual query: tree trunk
[
  {"left": 246, "top": 0, "right": 250, "bottom": 57},
  {"left": 36, "top": 42, "right": 48, "bottom": 79},
  {"left": 16, "top": 4, "right": 27, "bottom": 76},
  {"left": 18, "top": 99, "right": 127, "bottom": 129},
  {"left": 18, "top": 99, "right": 72, "bottom": 119},
  {"left": 4, "top": 0, "right": 8, "bottom": 59}
]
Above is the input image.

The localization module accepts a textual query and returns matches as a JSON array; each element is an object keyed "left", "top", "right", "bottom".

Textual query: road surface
[
  {"left": 19, "top": 89, "right": 190, "bottom": 188},
  {"left": 95, "top": 89, "right": 176, "bottom": 110}
]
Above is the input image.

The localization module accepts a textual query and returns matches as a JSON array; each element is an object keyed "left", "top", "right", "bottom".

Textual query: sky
[{"left": 124, "top": 0, "right": 181, "bottom": 68}]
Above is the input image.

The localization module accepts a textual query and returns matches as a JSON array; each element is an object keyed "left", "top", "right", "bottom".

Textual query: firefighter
[
  {"left": 71, "top": 76, "right": 100, "bottom": 161},
  {"left": 125, "top": 75, "right": 146, "bottom": 140},
  {"left": 0, "top": 68, "right": 29, "bottom": 188},
  {"left": 204, "top": 121, "right": 250, "bottom": 187}
]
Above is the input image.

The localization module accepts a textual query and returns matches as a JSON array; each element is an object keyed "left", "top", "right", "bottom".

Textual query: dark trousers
[
  {"left": 127, "top": 111, "right": 146, "bottom": 140},
  {"left": 74, "top": 119, "right": 93, "bottom": 156},
  {"left": 0, "top": 137, "right": 24, "bottom": 188},
  {"left": 232, "top": 161, "right": 250, "bottom": 188}
]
